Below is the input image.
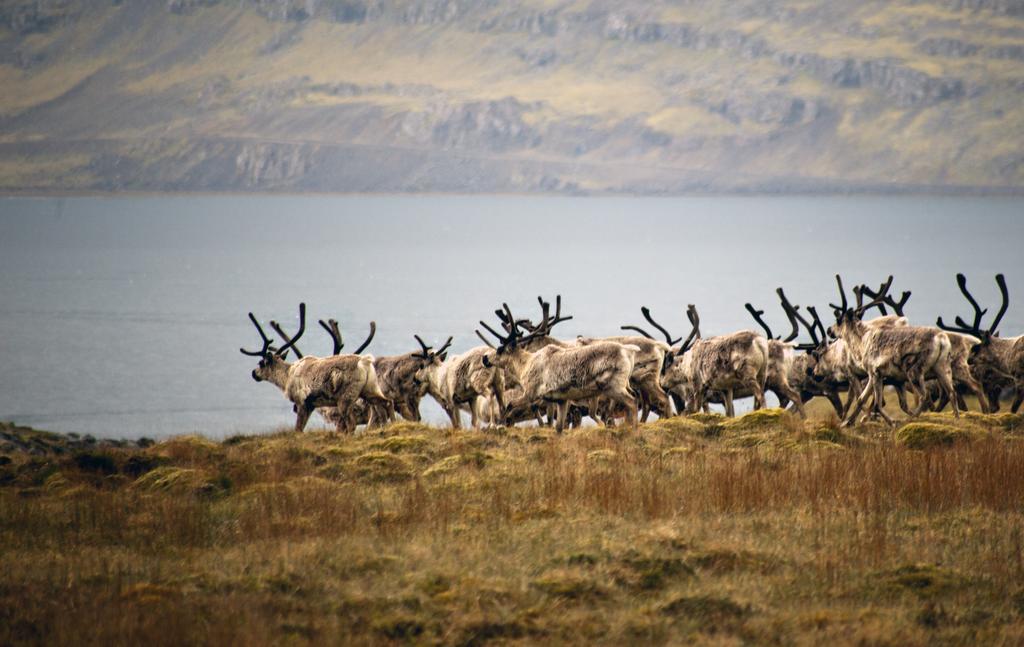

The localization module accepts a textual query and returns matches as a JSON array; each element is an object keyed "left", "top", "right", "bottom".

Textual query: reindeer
[
  {"left": 487, "top": 295, "right": 578, "bottom": 426},
  {"left": 863, "top": 279, "right": 990, "bottom": 413},
  {"left": 660, "top": 305, "right": 769, "bottom": 417},
  {"left": 414, "top": 336, "right": 507, "bottom": 430},
  {"left": 240, "top": 304, "right": 392, "bottom": 433},
  {"left": 829, "top": 276, "right": 958, "bottom": 426},
  {"left": 743, "top": 297, "right": 807, "bottom": 418},
  {"left": 774, "top": 294, "right": 858, "bottom": 416},
  {"left": 270, "top": 312, "right": 388, "bottom": 428},
  {"left": 571, "top": 306, "right": 674, "bottom": 421},
  {"left": 479, "top": 304, "right": 642, "bottom": 432},
  {"left": 937, "top": 274, "right": 1021, "bottom": 412}
]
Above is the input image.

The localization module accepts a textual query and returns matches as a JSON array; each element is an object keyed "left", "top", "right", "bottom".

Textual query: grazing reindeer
[
  {"left": 660, "top": 305, "right": 769, "bottom": 416},
  {"left": 480, "top": 304, "right": 642, "bottom": 432},
  {"left": 240, "top": 304, "right": 392, "bottom": 433},
  {"left": 937, "top": 274, "right": 1021, "bottom": 412},
  {"left": 744, "top": 298, "right": 807, "bottom": 417},
  {"left": 829, "top": 276, "right": 958, "bottom": 426}
]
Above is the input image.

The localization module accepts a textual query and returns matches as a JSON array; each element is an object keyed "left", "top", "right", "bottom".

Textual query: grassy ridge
[{"left": 3, "top": 411, "right": 1024, "bottom": 644}]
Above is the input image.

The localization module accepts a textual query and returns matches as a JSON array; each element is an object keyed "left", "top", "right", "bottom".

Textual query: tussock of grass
[
  {"left": 644, "top": 416, "right": 711, "bottom": 438},
  {"left": 870, "top": 563, "right": 973, "bottom": 598},
  {"left": 659, "top": 594, "right": 751, "bottom": 629},
  {"left": 532, "top": 570, "right": 606, "bottom": 600},
  {"left": 369, "top": 435, "right": 430, "bottom": 454},
  {"left": 895, "top": 422, "right": 976, "bottom": 449}
]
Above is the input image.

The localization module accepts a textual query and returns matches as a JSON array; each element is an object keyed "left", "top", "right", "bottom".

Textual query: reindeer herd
[{"left": 240, "top": 274, "right": 1023, "bottom": 434}]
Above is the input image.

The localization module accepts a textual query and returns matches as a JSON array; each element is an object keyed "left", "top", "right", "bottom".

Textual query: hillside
[{"left": 1, "top": 0, "right": 1023, "bottom": 194}]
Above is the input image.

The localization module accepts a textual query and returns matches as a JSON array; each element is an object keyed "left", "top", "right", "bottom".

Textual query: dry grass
[{"left": 3, "top": 410, "right": 1024, "bottom": 645}]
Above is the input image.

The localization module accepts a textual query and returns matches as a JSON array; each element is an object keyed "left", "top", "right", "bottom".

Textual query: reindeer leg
[
  {"left": 826, "top": 390, "right": 844, "bottom": 417},
  {"left": 843, "top": 377, "right": 876, "bottom": 427},
  {"left": 965, "top": 377, "right": 989, "bottom": 413},
  {"left": 873, "top": 377, "right": 895, "bottom": 426},
  {"left": 294, "top": 405, "right": 313, "bottom": 433},
  {"left": 725, "top": 389, "right": 735, "bottom": 418},
  {"left": 446, "top": 401, "right": 462, "bottom": 430},
  {"left": 1011, "top": 387, "right": 1023, "bottom": 413},
  {"left": 988, "top": 387, "right": 1003, "bottom": 413},
  {"left": 554, "top": 401, "right": 570, "bottom": 433},
  {"left": 894, "top": 384, "right": 913, "bottom": 416},
  {"left": 779, "top": 383, "right": 805, "bottom": 418},
  {"left": 937, "top": 365, "right": 960, "bottom": 419}
]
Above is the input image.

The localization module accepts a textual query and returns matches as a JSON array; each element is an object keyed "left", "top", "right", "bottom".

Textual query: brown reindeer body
[
  {"left": 969, "top": 335, "right": 1024, "bottom": 412},
  {"left": 664, "top": 331, "right": 769, "bottom": 417},
  {"left": 253, "top": 353, "right": 391, "bottom": 433},
  {"left": 577, "top": 335, "right": 672, "bottom": 420},
  {"left": 373, "top": 352, "right": 429, "bottom": 421},
  {"left": 416, "top": 347, "right": 503, "bottom": 429},
  {"left": 497, "top": 341, "right": 641, "bottom": 432},
  {"left": 838, "top": 320, "right": 957, "bottom": 426}
]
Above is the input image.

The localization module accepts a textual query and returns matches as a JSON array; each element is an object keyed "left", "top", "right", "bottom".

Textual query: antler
[
  {"left": 413, "top": 334, "right": 432, "bottom": 359},
  {"left": 273, "top": 303, "right": 306, "bottom": 357},
  {"left": 319, "top": 318, "right": 344, "bottom": 354},
  {"left": 859, "top": 277, "right": 909, "bottom": 316},
  {"left": 675, "top": 304, "right": 701, "bottom": 355},
  {"left": 777, "top": 288, "right": 818, "bottom": 349},
  {"left": 641, "top": 306, "right": 682, "bottom": 345},
  {"left": 353, "top": 322, "right": 376, "bottom": 355},
  {"left": 937, "top": 273, "right": 1010, "bottom": 337},
  {"left": 240, "top": 312, "right": 274, "bottom": 357},
  {"left": 778, "top": 288, "right": 819, "bottom": 352},
  {"left": 744, "top": 303, "right": 775, "bottom": 340},
  {"left": 829, "top": 274, "right": 849, "bottom": 316},
  {"left": 475, "top": 329, "right": 496, "bottom": 349},
  {"left": 620, "top": 325, "right": 655, "bottom": 339},
  {"left": 270, "top": 319, "right": 304, "bottom": 359},
  {"left": 414, "top": 334, "right": 453, "bottom": 359},
  {"left": 991, "top": 274, "right": 1009, "bottom": 335},
  {"left": 851, "top": 276, "right": 893, "bottom": 318},
  {"left": 534, "top": 295, "right": 573, "bottom": 336}
]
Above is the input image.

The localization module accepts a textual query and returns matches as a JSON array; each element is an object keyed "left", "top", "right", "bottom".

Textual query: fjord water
[{"left": 0, "top": 194, "right": 1021, "bottom": 439}]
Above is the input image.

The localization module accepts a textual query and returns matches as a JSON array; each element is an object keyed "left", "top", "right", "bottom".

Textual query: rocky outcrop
[
  {"left": 776, "top": 52, "right": 964, "bottom": 107},
  {"left": 398, "top": 97, "right": 542, "bottom": 151},
  {"left": 235, "top": 142, "right": 315, "bottom": 187},
  {"left": 918, "top": 37, "right": 981, "bottom": 57}
]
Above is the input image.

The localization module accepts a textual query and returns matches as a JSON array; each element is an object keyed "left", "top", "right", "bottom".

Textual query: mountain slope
[{"left": 1, "top": 0, "right": 1023, "bottom": 194}]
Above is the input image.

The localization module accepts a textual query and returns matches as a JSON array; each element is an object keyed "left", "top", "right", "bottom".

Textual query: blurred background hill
[{"left": 1, "top": 0, "right": 1022, "bottom": 194}]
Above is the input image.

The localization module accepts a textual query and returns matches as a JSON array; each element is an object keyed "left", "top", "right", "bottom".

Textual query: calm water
[{"left": 1, "top": 194, "right": 1021, "bottom": 438}]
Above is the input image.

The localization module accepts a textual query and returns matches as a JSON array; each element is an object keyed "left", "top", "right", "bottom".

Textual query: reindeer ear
[
  {"left": 439, "top": 352, "right": 448, "bottom": 361},
  {"left": 482, "top": 355, "right": 492, "bottom": 368},
  {"left": 279, "top": 350, "right": 289, "bottom": 360}
]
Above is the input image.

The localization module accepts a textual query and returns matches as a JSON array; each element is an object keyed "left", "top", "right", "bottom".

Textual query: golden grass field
[{"left": 3, "top": 408, "right": 1024, "bottom": 645}]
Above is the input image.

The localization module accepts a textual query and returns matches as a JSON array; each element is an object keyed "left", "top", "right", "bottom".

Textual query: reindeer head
[
  {"left": 936, "top": 273, "right": 1009, "bottom": 365},
  {"left": 479, "top": 298, "right": 573, "bottom": 369},
  {"left": 411, "top": 335, "right": 453, "bottom": 394},
  {"left": 240, "top": 304, "right": 306, "bottom": 384}
]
